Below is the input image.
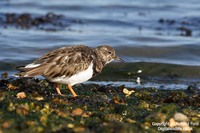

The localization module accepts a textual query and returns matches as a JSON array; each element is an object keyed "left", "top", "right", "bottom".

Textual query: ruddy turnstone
[{"left": 15, "top": 45, "right": 123, "bottom": 97}]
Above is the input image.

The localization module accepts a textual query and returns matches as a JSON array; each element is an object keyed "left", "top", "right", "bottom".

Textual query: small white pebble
[
  {"left": 67, "top": 123, "right": 74, "bottom": 128},
  {"left": 123, "top": 88, "right": 134, "bottom": 96},
  {"left": 174, "top": 112, "right": 189, "bottom": 122},
  {"left": 137, "top": 70, "right": 142, "bottom": 73},
  {"left": 136, "top": 77, "right": 141, "bottom": 84}
]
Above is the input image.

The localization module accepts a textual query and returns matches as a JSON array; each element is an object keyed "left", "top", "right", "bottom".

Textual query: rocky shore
[{"left": 0, "top": 62, "right": 199, "bottom": 132}]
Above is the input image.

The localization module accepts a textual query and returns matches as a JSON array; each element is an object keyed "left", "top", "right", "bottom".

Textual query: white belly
[{"left": 50, "top": 62, "right": 93, "bottom": 86}]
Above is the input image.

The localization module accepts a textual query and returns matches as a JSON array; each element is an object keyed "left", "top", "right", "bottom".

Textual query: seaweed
[{"left": 0, "top": 78, "right": 199, "bottom": 133}]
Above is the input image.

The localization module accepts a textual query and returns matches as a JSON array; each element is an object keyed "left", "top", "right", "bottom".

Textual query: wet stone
[{"left": 187, "top": 85, "right": 200, "bottom": 94}]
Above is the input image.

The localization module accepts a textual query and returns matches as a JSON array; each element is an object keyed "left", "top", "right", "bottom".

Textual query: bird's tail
[
  {"left": 14, "top": 65, "right": 46, "bottom": 77},
  {"left": 13, "top": 66, "right": 29, "bottom": 77},
  {"left": 13, "top": 72, "right": 27, "bottom": 77}
]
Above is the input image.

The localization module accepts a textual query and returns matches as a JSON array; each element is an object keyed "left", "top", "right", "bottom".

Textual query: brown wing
[{"left": 21, "top": 45, "right": 95, "bottom": 78}]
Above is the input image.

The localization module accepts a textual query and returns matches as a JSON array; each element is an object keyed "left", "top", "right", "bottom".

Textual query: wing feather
[{"left": 18, "top": 45, "right": 96, "bottom": 78}]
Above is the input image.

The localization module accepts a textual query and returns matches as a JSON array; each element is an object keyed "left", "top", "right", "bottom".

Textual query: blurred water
[
  {"left": 86, "top": 81, "right": 189, "bottom": 90},
  {"left": 0, "top": 0, "right": 200, "bottom": 72}
]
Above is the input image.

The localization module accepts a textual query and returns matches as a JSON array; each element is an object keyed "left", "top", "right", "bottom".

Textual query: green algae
[
  {"left": 92, "top": 62, "right": 200, "bottom": 81},
  {"left": 0, "top": 78, "right": 199, "bottom": 133}
]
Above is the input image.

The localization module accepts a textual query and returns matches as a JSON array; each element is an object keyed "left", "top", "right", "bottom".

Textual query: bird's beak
[{"left": 115, "top": 56, "right": 125, "bottom": 63}]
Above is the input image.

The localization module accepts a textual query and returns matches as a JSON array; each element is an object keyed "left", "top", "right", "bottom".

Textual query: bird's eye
[{"left": 108, "top": 51, "right": 112, "bottom": 54}]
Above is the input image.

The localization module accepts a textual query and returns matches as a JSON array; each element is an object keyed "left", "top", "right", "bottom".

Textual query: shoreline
[{"left": 1, "top": 61, "right": 200, "bottom": 79}]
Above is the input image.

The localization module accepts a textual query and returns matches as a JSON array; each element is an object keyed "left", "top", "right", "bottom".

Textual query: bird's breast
[{"left": 50, "top": 62, "right": 94, "bottom": 86}]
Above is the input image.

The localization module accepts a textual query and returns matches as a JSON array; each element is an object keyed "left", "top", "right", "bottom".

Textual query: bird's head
[{"left": 95, "top": 45, "right": 124, "bottom": 64}]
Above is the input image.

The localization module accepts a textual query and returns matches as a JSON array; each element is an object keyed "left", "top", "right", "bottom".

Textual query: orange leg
[
  {"left": 54, "top": 83, "right": 63, "bottom": 95},
  {"left": 67, "top": 84, "right": 77, "bottom": 97}
]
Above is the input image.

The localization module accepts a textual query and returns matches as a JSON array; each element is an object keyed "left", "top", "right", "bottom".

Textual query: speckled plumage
[{"left": 15, "top": 45, "right": 123, "bottom": 97}]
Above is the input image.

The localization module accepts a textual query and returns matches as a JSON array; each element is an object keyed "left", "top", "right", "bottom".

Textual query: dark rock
[
  {"left": 187, "top": 85, "right": 199, "bottom": 94},
  {"left": 2, "top": 12, "right": 70, "bottom": 31},
  {"left": 177, "top": 27, "right": 192, "bottom": 36},
  {"left": 158, "top": 18, "right": 164, "bottom": 23}
]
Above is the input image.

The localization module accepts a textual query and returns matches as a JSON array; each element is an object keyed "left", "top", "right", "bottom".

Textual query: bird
[{"left": 15, "top": 45, "right": 124, "bottom": 97}]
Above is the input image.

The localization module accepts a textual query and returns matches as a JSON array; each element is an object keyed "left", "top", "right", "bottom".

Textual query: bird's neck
[
  {"left": 92, "top": 50, "right": 107, "bottom": 76},
  {"left": 94, "top": 49, "right": 107, "bottom": 65}
]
